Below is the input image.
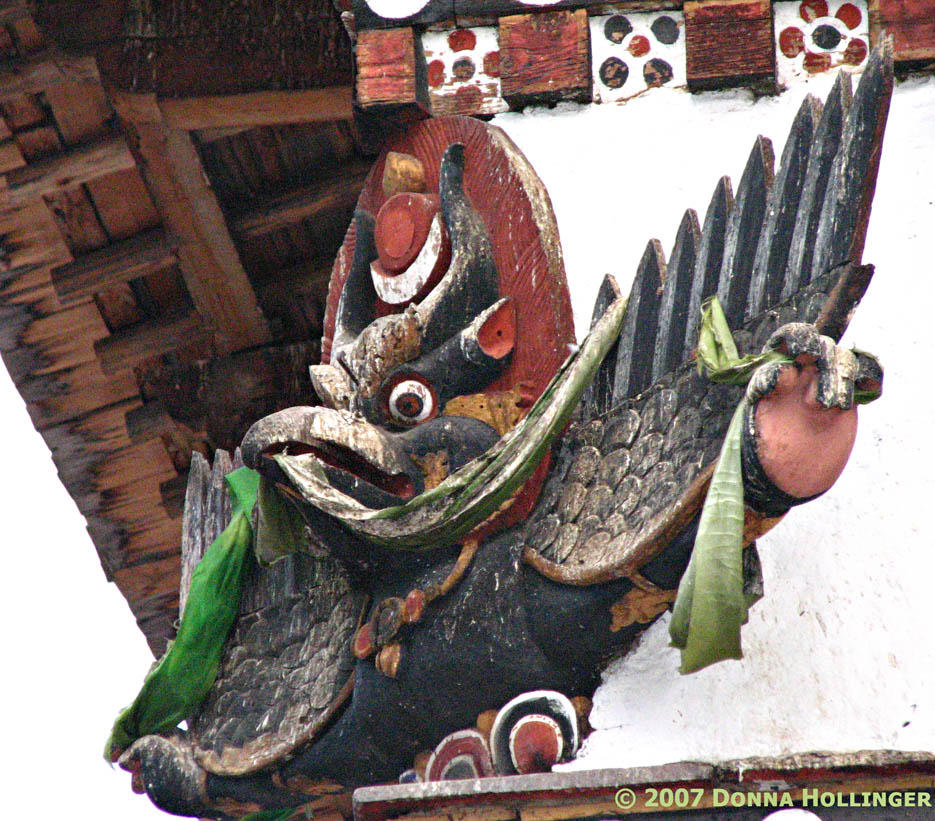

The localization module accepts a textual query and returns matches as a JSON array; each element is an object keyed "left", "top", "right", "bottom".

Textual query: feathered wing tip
[
  {"left": 547, "top": 44, "right": 893, "bottom": 586},
  {"left": 581, "top": 42, "right": 893, "bottom": 416}
]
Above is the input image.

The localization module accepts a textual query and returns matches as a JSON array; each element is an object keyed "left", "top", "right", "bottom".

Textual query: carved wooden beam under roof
[
  {"left": 159, "top": 87, "right": 355, "bottom": 131},
  {"left": 109, "top": 91, "right": 271, "bottom": 356}
]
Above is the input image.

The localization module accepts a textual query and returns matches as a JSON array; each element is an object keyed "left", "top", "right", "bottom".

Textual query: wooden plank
[
  {"left": 159, "top": 86, "right": 353, "bottom": 130},
  {"left": 42, "top": 183, "right": 109, "bottom": 255},
  {"left": 231, "top": 161, "right": 370, "bottom": 241},
  {"left": 612, "top": 239, "right": 666, "bottom": 402},
  {"left": 356, "top": 28, "right": 430, "bottom": 110},
  {"left": 51, "top": 228, "right": 177, "bottom": 301},
  {"left": 499, "top": 9, "right": 591, "bottom": 108},
  {"left": 869, "top": 0, "right": 935, "bottom": 62},
  {"left": 20, "top": 362, "right": 139, "bottom": 431},
  {"left": 14, "top": 124, "right": 61, "bottom": 162},
  {"left": 94, "top": 282, "right": 146, "bottom": 331},
  {"left": 110, "top": 91, "right": 271, "bottom": 354},
  {"left": 8, "top": 15, "right": 45, "bottom": 54},
  {"left": 95, "top": 307, "right": 211, "bottom": 374},
  {"left": 86, "top": 167, "right": 161, "bottom": 240},
  {"left": 43, "top": 81, "right": 112, "bottom": 146},
  {"left": 0, "top": 138, "right": 26, "bottom": 173},
  {"left": 684, "top": 0, "right": 775, "bottom": 91},
  {"left": 5, "top": 134, "right": 136, "bottom": 208},
  {"left": 0, "top": 52, "right": 100, "bottom": 96},
  {"left": 0, "top": 92, "right": 45, "bottom": 130}
]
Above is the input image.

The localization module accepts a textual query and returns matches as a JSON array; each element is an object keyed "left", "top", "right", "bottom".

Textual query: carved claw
[
  {"left": 747, "top": 323, "right": 859, "bottom": 410},
  {"left": 743, "top": 323, "right": 882, "bottom": 506},
  {"left": 119, "top": 736, "right": 210, "bottom": 818}
]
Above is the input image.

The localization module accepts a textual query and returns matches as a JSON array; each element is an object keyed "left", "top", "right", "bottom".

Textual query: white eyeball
[{"left": 388, "top": 379, "right": 435, "bottom": 425}]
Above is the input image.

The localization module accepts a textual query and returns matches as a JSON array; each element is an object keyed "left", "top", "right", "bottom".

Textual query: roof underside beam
[{"left": 109, "top": 90, "right": 271, "bottom": 356}]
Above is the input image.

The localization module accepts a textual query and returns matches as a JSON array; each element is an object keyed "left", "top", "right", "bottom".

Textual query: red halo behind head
[{"left": 322, "top": 116, "right": 576, "bottom": 407}]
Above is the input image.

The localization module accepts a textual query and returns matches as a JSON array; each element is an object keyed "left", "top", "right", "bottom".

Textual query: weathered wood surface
[
  {"left": 231, "top": 161, "right": 371, "bottom": 242},
  {"left": 352, "top": 0, "right": 683, "bottom": 29},
  {"left": 499, "top": 10, "right": 591, "bottom": 107},
  {"left": 94, "top": 307, "right": 211, "bottom": 374},
  {"left": 682, "top": 175, "right": 733, "bottom": 357},
  {"left": 4, "top": 135, "right": 135, "bottom": 208},
  {"left": 51, "top": 228, "right": 177, "bottom": 301},
  {"left": 870, "top": 0, "right": 935, "bottom": 62},
  {"left": 356, "top": 28, "right": 430, "bottom": 110},
  {"left": 353, "top": 753, "right": 935, "bottom": 821},
  {"left": 715, "top": 134, "right": 774, "bottom": 328},
  {"left": 747, "top": 95, "right": 820, "bottom": 320},
  {"left": 36, "top": 0, "right": 352, "bottom": 98},
  {"left": 612, "top": 239, "right": 666, "bottom": 402},
  {"left": 111, "top": 91, "right": 271, "bottom": 355},
  {"left": 651, "top": 208, "right": 700, "bottom": 382},
  {"left": 684, "top": 0, "right": 776, "bottom": 91},
  {"left": 783, "top": 72, "right": 851, "bottom": 301},
  {"left": 159, "top": 88, "right": 354, "bottom": 130}
]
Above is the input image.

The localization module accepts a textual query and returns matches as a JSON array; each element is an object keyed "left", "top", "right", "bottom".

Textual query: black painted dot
[
  {"left": 603, "top": 15, "right": 632, "bottom": 44},
  {"left": 452, "top": 56, "right": 476, "bottom": 81},
  {"left": 812, "top": 24, "right": 842, "bottom": 50},
  {"left": 599, "top": 57, "right": 629, "bottom": 89},
  {"left": 651, "top": 15, "right": 679, "bottom": 45},
  {"left": 643, "top": 58, "right": 674, "bottom": 88}
]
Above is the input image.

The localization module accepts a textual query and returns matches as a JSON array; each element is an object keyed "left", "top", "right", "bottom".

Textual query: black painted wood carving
[{"left": 116, "top": 47, "right": 893, "bottom": 819}]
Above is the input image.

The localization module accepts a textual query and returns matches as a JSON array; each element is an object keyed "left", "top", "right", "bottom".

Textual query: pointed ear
[{"left": 475, "top": 297, "right": 516, "bottom": 360}]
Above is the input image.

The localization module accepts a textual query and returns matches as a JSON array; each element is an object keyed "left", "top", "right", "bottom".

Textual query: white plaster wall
[{"left": 492, "top": 73, "right": 935, "bottom": 765}]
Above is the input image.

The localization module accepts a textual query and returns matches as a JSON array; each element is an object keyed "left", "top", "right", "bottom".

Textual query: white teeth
[{"left": 371, "top": 214, "right": 444, "bottom": 305}]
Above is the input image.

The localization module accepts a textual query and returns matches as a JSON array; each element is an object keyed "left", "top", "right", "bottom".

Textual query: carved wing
[
  {"left": 523, "top": 45, "right": 893, "bottom": 586},
  {"left": 179, "top": 450, "right": 363, "bottom": 776}
]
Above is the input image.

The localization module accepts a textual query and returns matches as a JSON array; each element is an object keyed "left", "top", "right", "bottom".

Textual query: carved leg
[{"left": 353, "top": 539, "right": 480, "bottom": 671}]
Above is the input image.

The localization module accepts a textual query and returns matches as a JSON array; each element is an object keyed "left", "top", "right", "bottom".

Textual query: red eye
[{"left": 388, "top": 379, "right": 436, "bottom": 425}]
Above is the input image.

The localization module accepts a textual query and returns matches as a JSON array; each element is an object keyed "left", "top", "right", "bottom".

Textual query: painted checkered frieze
[
  {"left": 591, "top": 11, "right": 686, "bottom": 104},
  {"left": 774, "top": 0, "right": 870, "bottom": 83},
  {"left": 423, "top": 27, "right": 509, "bottom": 117}
]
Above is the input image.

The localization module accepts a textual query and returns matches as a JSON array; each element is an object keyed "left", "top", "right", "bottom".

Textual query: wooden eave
[{"left": 0, "top": 0, "right": 363, "bottom": 653}]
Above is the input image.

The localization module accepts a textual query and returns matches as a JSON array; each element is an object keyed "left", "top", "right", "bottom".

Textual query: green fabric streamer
[
  {"left": 671, "top": 296, "right": 880, "bottom": 673},
  {"left": 105, "top": 467, "right": 260, "bottom": 762},
  {"left": 695, "top": 296, "right": 789, "bottom": 382},
  {"left": 669, "top": 400, "right": 749, "bottom": 673}
]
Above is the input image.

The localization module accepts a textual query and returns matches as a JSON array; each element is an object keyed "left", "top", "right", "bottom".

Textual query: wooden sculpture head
[{"left": 243, "top": 118, "right": 576, "bottom": 541}]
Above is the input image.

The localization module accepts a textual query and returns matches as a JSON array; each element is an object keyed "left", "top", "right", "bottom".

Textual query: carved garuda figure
[{"left": 113, "top": 48, "right": 892, "bottom": 819}]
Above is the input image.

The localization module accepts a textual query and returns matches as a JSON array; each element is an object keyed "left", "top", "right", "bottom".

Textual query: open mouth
[{"left": 260, "top": 439, "right": 417, "bottom": 501}]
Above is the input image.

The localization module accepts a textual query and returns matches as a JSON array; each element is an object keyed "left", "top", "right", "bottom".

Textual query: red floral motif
[
  {"left": 843, "top": 37, "right": 868, "bottom": 65},
  {"left": 803, "top": 49, "right": 832, "bottom": 73},
  {"left": 835, "top": 2, "right": 862, "bottom": 29},
  {"left": 448, "top": 29, "right": 477, "bottom": 52},
  {"left": 800, "top": 0, "right": 829, "bottom": 22},
  {"left": 779, "top": 26, "right": 805, "bottom": 58},
  {"left": 427, "top": 59, "right": 445, "bottom": 88}
]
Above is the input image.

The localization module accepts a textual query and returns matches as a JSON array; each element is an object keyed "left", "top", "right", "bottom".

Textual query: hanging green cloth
[{"left": 105, "top": 467, "right": 260, "bottom": 762}]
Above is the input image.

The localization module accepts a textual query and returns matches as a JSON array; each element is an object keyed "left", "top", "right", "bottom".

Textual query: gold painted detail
[
  {"left": 444, "top": 387, "right": 530, "bottom": 436},
  {"left": 411, "top": 449, "right": 450, "bottom": 491},
  {"left": 610, "top": 585, "right": 677, "bottom": 632}
]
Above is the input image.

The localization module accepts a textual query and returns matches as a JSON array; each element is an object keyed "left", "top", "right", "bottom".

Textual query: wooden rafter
[
  {"left": 231, "top": 160, "right": 371, "bottom": 241},
  {"left": 51, "top": 228, "right": 177, "bottom": 301},
  {"left": 159, "top": 86, "right": 354, "bottom": 130},
  {"left": 5, "top": 134, "right": 135, "bottom": 208},
  {"left": 95, "top": 307, "right": 210, "bottom": 374},
  {"left": 110, "top": 90, "right": 271, "bottom": 355}
]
